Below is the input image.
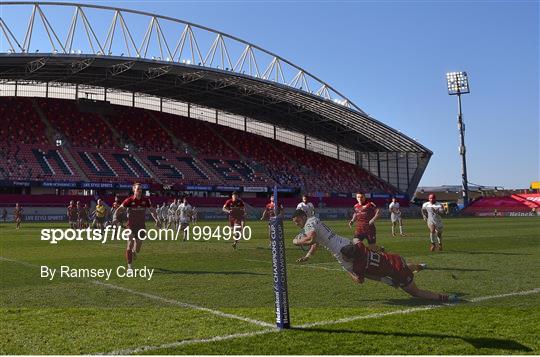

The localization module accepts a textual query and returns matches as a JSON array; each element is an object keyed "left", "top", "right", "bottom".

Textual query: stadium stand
[
  {"left": 0, "top": 97, "right": 398, "bottom": 194},
  {"left": 35, "top": 98, "right": 117, "bottom": 148},
  {"left": 463, "top": 194, "right": 540, "bottom": 215}
]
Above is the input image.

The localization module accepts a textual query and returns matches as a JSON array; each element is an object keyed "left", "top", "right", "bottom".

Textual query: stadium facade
[{"left": 0, "top": 2, "right": 432, "bottom": 197}]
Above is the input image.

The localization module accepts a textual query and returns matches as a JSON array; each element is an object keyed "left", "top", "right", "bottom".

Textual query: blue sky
[{"left": 2, "top": 0, "right": 538, "bottom": 188}]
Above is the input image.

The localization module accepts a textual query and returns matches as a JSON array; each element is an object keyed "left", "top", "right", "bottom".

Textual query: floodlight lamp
[{"left": 446, "top": 71, "right": 470, "bottom": 95}]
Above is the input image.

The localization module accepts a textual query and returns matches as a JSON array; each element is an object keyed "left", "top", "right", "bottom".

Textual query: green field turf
[{"left": 1, "top": 216, "right": 539, "bottom": 354}]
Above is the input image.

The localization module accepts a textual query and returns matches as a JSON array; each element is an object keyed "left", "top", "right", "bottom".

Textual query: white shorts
[
  {"left": 428, "top": 220, "right": 443, "bottom": 232},
  {"left": 391, "top": 213, "right": 402, "bottom": 223}
]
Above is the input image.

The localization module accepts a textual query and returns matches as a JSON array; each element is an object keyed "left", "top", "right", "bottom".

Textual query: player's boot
[
  {"left": 448, "top": 294, "right": 460, "bottom": 302},
  {"left": 429, "top": 243, "right": 436, "bottom": 252},
  {"left": 438, "top": 243, "right": 443, "bottom": 251},
  {"left": 418, "top": 263, "right": 427, "bottom": 271},
  {"left": 232, "top": 240, "right": 238, "bottom": 250}
]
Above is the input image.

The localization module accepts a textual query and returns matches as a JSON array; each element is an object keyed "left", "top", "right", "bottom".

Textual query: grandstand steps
[
  {"left": 30, "top": 98, "right": 55, "bottom": 144},
  {"left": 200, "top": 121, "right": 247, "bottom": 161},
  {"left": 125, "top": 151, "right": 162, "bottom": 184},
  {"left": 145, "top": 110, "right": 191, "bottom": 153},
  {"left": 31, "top": 98, "right": 90, "bottom": 181},
  {"left": 97, "top": 113, "right": 128, "bottom": 148},
  {"left": 59, "top": 146, "right": 89, "bottom": 181},
  {"left": 198, "top": 121, "right": 273, "bottom": 185},
  {"left": 145, "top": 111, "right": 219, "bottom": 184}
]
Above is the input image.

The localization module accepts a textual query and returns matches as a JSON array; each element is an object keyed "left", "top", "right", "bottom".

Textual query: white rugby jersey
[
  {"left": 176, "top": 203, "right": 193, "bottom": 223},
  {"left": 422, "top": 202, "right": 444, "bottom": 224},
  {"left": 389, "top": 202, "right": 401, "bottom": 215},
  {"left": 297, "top": 202, "right": 315, "bottom": 217},
  {"left": 303, "top": 216, "right": 353, "bottom": 272},
  {"left": 168, "top": 202, "right": 178, "bottom": 217}
]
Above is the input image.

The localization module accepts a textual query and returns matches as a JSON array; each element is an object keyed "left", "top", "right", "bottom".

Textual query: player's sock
[
  {"left": 438, "top": 294, "right": 449, "bottom": 302},
  {"left": 399, "top": 226, "right": 403, "bottom": 235},
  {"left": 125, "top": 250, "right": 133, "bottom": 264}
]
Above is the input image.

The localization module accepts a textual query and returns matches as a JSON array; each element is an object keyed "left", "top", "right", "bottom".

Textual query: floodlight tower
[{"left": 446, "top": 71, "right": 470, "bottom": 208}]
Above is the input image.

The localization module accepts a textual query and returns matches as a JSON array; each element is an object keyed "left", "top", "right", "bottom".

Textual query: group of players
[
  {"left": 292, "top": 192, "right": 454, "bottom": 302},
  {"left": 7, "top": 185, "right": 450, "bottom": 301}
]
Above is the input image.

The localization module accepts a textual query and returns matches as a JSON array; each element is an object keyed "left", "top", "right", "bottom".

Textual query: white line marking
[
  {"left": 92, "top": 280, "right": 275, "bottom": 328},
  {"left": 0, "top": 256, "right": 274, "bottom": 329},
  {"left": 105, "top": 328, "right": 275, "bottom": 355},
  {"left": 298, "top": 287, "right": 540, "bottom": 328},
  {"left": 244, "top": 258, "right": 341, "bottom": 271},
  {"left": 3, "top": 257, "right": 538, "bottom": 353},
  {"left": 105, "top": 287, "right": 540, "bottom": 354}
]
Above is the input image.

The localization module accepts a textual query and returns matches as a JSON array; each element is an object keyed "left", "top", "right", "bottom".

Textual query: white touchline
[
  {"left": 0, "top": 256, "right": 274, "bottom": 329},
  {"left": 104, "top": 287, "right": 540, "bottom": 355}
]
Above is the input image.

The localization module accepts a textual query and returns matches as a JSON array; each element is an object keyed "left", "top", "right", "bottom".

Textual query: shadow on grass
[
  {"left": 381, "top": 292, "right": 469, "bottom": 307},
  {"left": 152, "top": 267, "right": 265, "bottom": 276},
  {"left": 291, "top": 327, "right": 533, "bottom": 352},
  {"left": 448, "top": 250, "right": 531, "bottom": 256},
  {"left": 426, "top": 267, "right": 488, "bottom": 272}
]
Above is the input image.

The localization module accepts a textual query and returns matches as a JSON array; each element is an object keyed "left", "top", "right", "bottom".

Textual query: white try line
[
  {"left": 105, "top": 287, "right": 540, "bottom": 355},
  {"left": 105, "top": 328, "right": 276, "bottom": 355},
  {"left": 92, "top": 281, "right": 275, "bottom": 328},
  {"left": 0, "top": 256, "right": 274, "bottom": 329},
  {"left": 244, "top": 258, "right": 342, "bottom": 271},
  {"left": 298, "top": 287, "right": 540, "bottom": 328}
]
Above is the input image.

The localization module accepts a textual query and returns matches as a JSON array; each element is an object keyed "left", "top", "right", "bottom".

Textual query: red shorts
[
  {"left": 129, "top": 226, "right": 146, "bottom": 240},
  {"left": 229, "top": 218, "right": 244, "bottom": 227},
  {"left": 354, "top": 225, "right": 376, "bottom": 244}
]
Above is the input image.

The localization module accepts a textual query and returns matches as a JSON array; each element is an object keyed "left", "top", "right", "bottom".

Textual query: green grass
[{"left": 1, "top": 217, "right": 539, "bottom": 354}]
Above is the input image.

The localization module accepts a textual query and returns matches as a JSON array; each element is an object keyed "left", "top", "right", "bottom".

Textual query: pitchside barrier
[{"left": 269, "top": 186, "right": 291, "bottom": 329}]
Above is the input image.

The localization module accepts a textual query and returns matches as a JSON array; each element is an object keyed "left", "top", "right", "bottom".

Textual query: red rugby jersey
[
  {"left": 353, "top": 201, "right": 377, "bottom": 230},
  {"left": 122, "top": 195, "right": 152, "bottom": 230}
]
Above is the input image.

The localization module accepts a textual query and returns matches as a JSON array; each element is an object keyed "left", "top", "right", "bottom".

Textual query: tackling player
[
  {"left": 14, "top": 203, "right": 22, "bottom": 229},
  {"left": 296, "top": 195, "right": 315, "bottom": 217},
  {"left": 422, "top": 193, "right": 446, "bottom": 251},
  {"left": 114, "top": 183, "right": 158, "bottom": 270},
  {"left": 348, "top": 193, "right": 382, "bottom": 251},
  {"left": 389, "top": 197, "right": 406, "bottom": 237},
  {"left": 67, "top": 200, "right": 78, "bottom": 229},
  {"left": 291, "top": 209, "right": 456, "bottom": 302},
  {"left": 340, "top": 242, "right": 457, "bottom": 302},
  {"left": 292, "top": 209, "right": 352, "bottom": 270},
  {"left": 260, "top": 194, "right": 284, "bottom": 247},
  {"left": 176, "top": 196, "right": 194, "bottom": 241},
  {"left": 223, "top": 191, "right": 246, "bottom": 249}
]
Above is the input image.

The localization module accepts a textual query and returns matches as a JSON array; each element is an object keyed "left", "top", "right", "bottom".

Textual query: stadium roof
[{"left": 0, "top": 2, "right": 431, "bottom": 155}]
